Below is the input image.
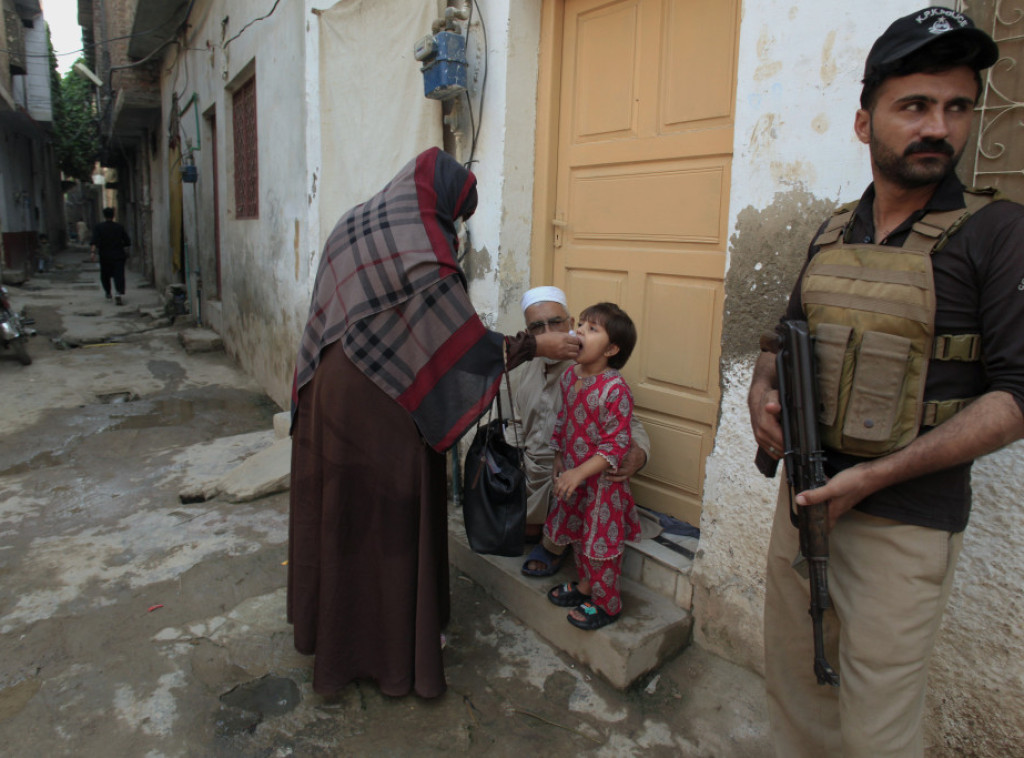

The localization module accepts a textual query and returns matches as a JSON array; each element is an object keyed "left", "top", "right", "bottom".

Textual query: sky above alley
[{"left": 43, "top": 0, "right": 85, "bottom": 74}]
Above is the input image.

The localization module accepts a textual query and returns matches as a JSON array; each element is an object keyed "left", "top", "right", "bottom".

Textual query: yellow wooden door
[{"left": 545, "top": 0, "right": 739, "bottom": 524}]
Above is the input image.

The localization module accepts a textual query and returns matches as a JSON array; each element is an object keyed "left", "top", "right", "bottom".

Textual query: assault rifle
[{"left": 756, "top": 319, "right": 840, "bottom": 687}]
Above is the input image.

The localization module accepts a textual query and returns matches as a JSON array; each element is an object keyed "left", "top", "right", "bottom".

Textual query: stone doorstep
[
  {"left": 448, "top": 513, "right": 693, "bottom": 690},
  {"left": 178, "top": 327, "right": 224, "bottom": 354},
  {"left": 623, "top": 537, "right": 697, "bottom": 612}
]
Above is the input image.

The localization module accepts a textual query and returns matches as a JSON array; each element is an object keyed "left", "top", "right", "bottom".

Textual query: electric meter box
[{"left": 419, "top": 31, "right": 467, "bottom": 100}]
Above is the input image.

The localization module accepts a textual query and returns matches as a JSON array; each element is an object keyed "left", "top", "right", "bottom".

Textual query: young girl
[{"left": 543, "top": 302, "right": 642, "bottom": 630}]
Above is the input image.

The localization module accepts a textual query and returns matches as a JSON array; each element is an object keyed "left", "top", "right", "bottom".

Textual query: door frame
[
  {"left": 528, "top": 0, "right": 741, "bottom": 522},
  {"left": 530, "top": 0, "right": 566, "bottom": 288}
]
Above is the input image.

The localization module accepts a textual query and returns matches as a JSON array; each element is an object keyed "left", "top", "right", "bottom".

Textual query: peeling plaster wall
[
  {"left": 215, "top": 1, "right": 311, "bottom": 410},
  {"left": 698, "top": 1, "right": 1024, "bottom": 751},
  {"left": 151, "top": 0, "right": 312, "bottom": 410},
  {"left": 461, "top": 1, "right": 542, "bottom": 336},
  {"left": 155, "top": 0, "right": 540, "bottom": 409}
]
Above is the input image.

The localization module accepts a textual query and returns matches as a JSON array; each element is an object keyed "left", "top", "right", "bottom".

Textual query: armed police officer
[{"left": 748, "top": 8, "right": 1024, "bottom": 757}]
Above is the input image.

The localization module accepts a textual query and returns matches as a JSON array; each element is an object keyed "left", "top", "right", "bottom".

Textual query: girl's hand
[
  {"left": 554, "top": 467, "right": 583, "bottom": 500},
  {"left": 552, "top": 453, "right": 565, "bottom": 480}
]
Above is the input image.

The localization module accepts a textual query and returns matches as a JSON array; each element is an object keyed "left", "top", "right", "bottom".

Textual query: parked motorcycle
[{"left": 0, "top": 285, "right": 31, "bottom": 365}]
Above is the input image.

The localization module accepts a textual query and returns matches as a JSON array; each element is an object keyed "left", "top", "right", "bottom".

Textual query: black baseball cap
[{"left": 863, "top": 7, "right": 999, "bottom": 80}]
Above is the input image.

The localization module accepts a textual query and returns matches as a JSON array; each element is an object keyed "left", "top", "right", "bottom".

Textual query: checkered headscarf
[{"left": 291, "top": 148, "right": 504, "bottom": 452}]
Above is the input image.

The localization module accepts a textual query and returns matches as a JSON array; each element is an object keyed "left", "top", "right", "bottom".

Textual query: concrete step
[
  {"left": 623, "top": 530, "right": 698, "bottom": 612},
  {"left": 448, "top": 512, "right": 693, "bottom": 690}
]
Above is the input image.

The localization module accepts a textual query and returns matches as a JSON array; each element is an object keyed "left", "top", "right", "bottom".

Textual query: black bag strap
[
  {"left": 466, "top": 365, "right": 525, "bottom": 492},
  {"left": 471, "top": 364, "right": 522, "bottom": 458},
  {"left": 502, "top": 366, "right": 523, "bottom": 456}
]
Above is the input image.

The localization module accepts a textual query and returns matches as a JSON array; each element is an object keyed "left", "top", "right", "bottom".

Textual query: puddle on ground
[
  {"left": 214, "top": 707, "right": 262, "bottom": 738},
  {"left": 97, "top": 391, "right": 138, "bottom": 404},
  {"left": 220, "top": 675, "right": 301, "bottom": 718},
  {"left": 146, "top": 359, "right": 187, "bottom": 388},
  {"left": 109, "top": 398, "right": 196, "bottom": 430},
  {"left": 103, "top": 391, "right": 276, "bottom": 433},
  {"left": 0, "top": 449, "right": 62, "bottom": 476}
]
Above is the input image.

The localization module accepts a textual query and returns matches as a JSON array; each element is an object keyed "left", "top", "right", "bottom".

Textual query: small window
[{"left": 232, "top": 76, "right": 258, "bottom": 219}]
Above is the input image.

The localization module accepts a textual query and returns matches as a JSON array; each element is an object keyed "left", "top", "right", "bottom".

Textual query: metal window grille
[
  {"left": 233, "top": 77, "right": 259, "bottom": 219},
  {"left": 968, "top": 0, "right": 1024, "bottom": 201}
]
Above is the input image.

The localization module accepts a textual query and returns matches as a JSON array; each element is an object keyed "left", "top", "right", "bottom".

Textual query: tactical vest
[{"left": 801, "top": 188, "right": 997, "bottom": 458}]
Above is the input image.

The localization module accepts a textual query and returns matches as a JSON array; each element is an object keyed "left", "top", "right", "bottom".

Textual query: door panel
[
  {"left": 661, "top": 0, "right": 738, "bottom": 127},
  {"left": 574, "top": 1, "right": 639, "bottom": 140},
  {"left": 550, "top": 0, "right": 738, "bottom": 523},
  {"left": 570, "top": 159, "right": 727, "bottom": 243}
]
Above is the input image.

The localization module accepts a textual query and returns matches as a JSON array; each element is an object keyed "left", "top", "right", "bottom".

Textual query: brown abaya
[
  {"left": 288, "top": 342, "right": 450, "bottom": 697},
  {"left": 287, "top": 149, "right": 535, "bottom": 698}
]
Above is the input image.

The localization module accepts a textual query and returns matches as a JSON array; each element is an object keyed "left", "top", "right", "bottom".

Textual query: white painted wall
[
  {"left": 698, "top": 1, "right": 1024, "bottom": 752},
  {"left": 146, "top": 0, "right": 540, "bottom": 409},
  {"left": 459, "top": 1, "right": 542, "bottom": 335},
  {"left": 149, "top": 0, "right": 314, "bottom": 407}
]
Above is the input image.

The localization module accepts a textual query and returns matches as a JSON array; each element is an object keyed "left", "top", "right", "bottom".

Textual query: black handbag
[{"left": 462, "top": 374, "right": 526, "bottom": 556}]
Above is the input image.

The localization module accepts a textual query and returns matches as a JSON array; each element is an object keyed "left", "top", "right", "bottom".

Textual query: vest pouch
[
  {"left": 804, "top": 190, "right": 996, "bottom": 457},
  {"left": 813, "top": 323, "right": 853, "bottom": 427},
  {"left": 841, "top": 330, "right": 912, "bottom": 451}
]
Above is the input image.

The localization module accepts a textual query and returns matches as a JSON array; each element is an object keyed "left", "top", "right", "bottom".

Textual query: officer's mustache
[{"left": 904, "top": 139, "right": 955, "bottom": 157}]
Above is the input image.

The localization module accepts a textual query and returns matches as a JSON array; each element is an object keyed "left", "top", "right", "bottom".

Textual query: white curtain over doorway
[{"left": 317, "top": 0, "right": 443, "bottom": 243}]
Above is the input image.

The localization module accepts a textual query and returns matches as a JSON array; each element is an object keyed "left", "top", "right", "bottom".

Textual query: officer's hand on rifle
[{"left": 795, "top": 463, "right": 876, "bottom": 529}]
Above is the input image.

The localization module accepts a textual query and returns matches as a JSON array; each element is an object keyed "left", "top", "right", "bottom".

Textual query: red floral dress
[{"left": 543, "top": 366, "right": 642, "bottom": 561}]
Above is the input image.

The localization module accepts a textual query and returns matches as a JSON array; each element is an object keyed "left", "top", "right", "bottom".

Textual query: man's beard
[{"left": 870, "top": 132, "right": 963, "bottom": 189}]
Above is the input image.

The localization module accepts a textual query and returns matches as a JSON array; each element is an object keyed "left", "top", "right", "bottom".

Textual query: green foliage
[{"left": 48, "top": 29, "right": 99, "bottom": 182}]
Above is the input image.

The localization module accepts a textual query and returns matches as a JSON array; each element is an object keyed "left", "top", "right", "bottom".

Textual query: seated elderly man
[{"left": 506, "top": 286, "right": 651, "bottom": 576}]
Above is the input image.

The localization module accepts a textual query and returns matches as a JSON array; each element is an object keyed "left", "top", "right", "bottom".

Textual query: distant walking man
[{"left": 90, "top": 207, "right": 131, "bottom": 305}]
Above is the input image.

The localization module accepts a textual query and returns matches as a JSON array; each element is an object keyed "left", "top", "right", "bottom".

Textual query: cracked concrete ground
[{"left": 0, "top": 248, "right": 772, "bottom": 757}]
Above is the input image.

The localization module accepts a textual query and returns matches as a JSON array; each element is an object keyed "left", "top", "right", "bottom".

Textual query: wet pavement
[{"left": 0, "top": 248, "right": 772, "bottom": 756}]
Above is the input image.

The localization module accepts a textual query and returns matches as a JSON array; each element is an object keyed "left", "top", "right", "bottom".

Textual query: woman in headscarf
[{"left": 288, "top": 148, "right": 579, "bottom": 698}]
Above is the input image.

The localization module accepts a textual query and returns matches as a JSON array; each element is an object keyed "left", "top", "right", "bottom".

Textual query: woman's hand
[{"left": 534, "top": 331, "right": 581, "bottom": 361}]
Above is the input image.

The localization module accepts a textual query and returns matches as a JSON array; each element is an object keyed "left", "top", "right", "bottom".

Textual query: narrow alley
[{"left": 0, "top": 246, "right": 771, "bottom": 756}]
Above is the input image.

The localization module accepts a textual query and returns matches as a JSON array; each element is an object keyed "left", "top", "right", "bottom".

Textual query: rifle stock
[{"left": 757, "top": 320, "right": 840, "bottom": 687}]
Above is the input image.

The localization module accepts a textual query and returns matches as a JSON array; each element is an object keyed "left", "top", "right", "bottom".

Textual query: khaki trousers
[{"left": 764, "top": 480, "right": 962, "bottom": 757}]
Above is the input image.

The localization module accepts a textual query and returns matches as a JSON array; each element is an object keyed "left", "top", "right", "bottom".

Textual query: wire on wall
[
  {"left": 463, "top": 0, "right": 487, "bottom": 170},
  {"left": 223, "top": 0, "right": 282, "bottom": 49},
  {"left": 6, "top": 9, "right": 198, "bottom": 63},
  {"left": 106, "top": 0, "right": 197, "bottom": 88}
]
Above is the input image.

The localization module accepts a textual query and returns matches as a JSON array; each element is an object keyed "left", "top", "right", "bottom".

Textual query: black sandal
[
  {"left": 547, "top": 582, "right": 591, "bottom": 608},
  {"left": 567, "top": 601, "right": 619, "bottom": 631}
]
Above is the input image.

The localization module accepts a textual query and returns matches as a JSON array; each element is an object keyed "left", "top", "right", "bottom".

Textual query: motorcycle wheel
[{"left": 12, "top": 337, "right": 31, "bottom": 365}]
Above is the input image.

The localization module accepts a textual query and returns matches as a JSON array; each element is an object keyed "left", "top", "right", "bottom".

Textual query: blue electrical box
[
  {"left": 418, "top": 31, "right": 467, "bottom": 101},
  {"left": 181, "top": 164, "right": 198, "bottom": 183}
]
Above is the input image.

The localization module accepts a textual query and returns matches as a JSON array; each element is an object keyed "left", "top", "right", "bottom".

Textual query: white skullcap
[{"left": 521, "top": 286, "right": 568, "bottom": 312}]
